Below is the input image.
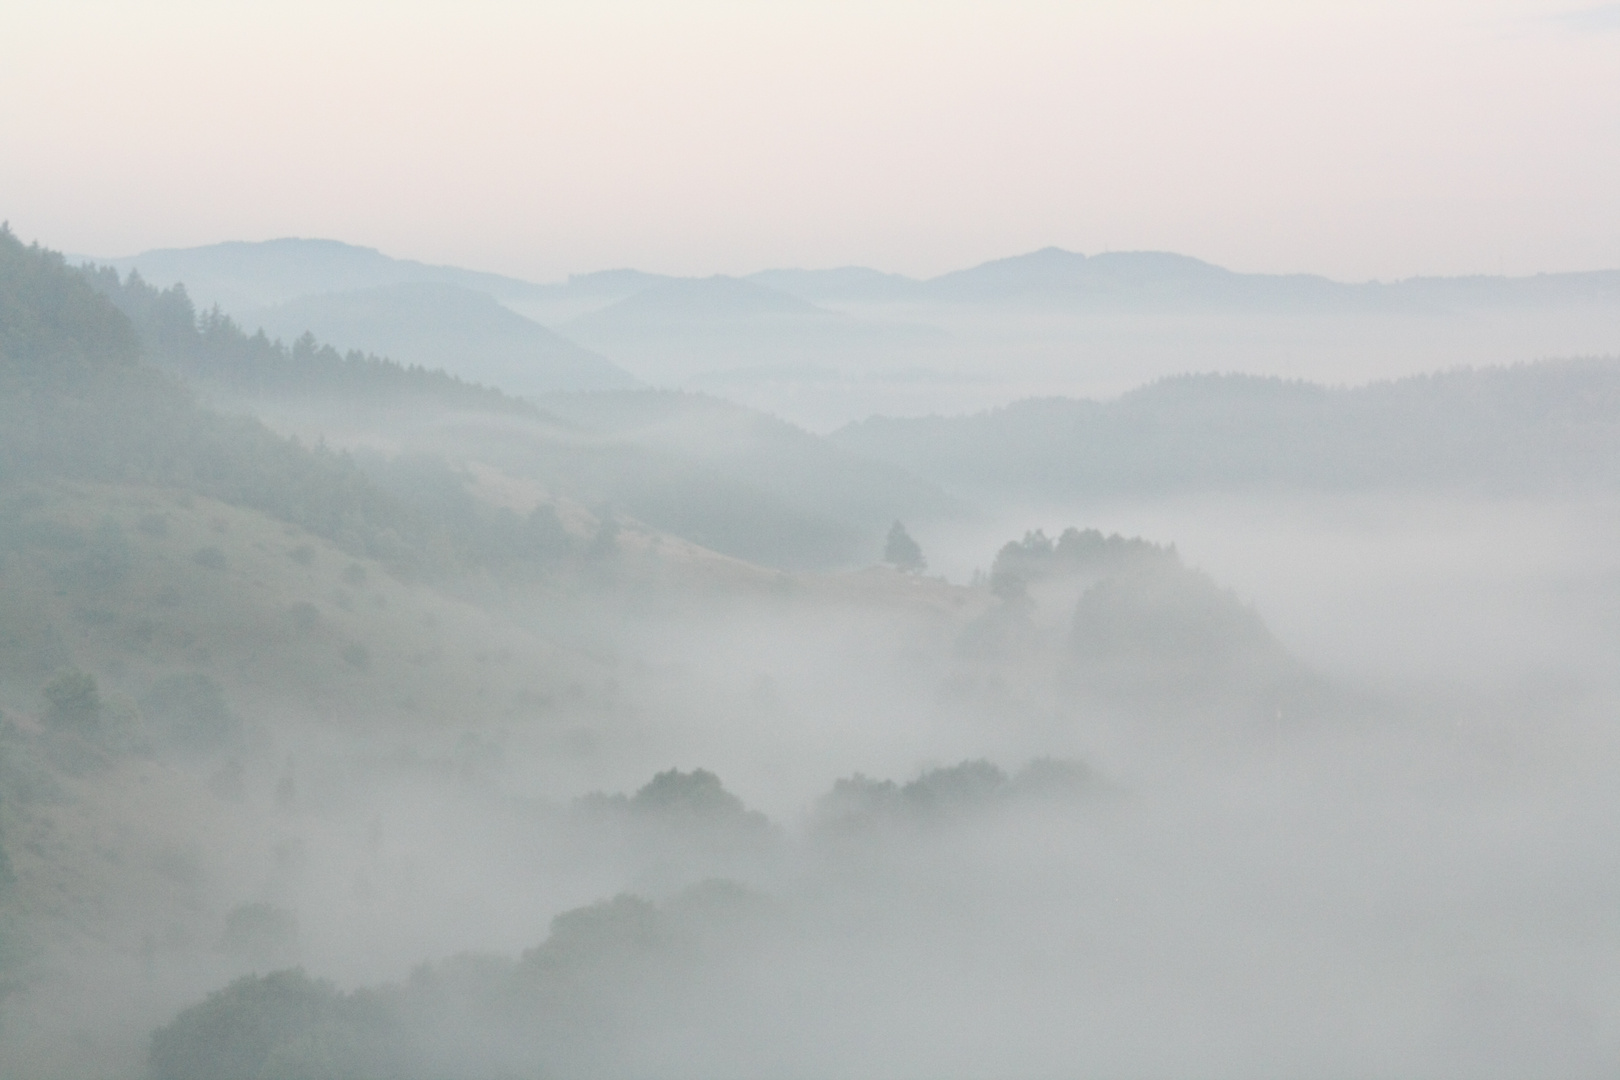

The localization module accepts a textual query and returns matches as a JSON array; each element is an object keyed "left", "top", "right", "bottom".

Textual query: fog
[
  {"left": 651, "top": 304, "right": 1620, "bottom": 432},
  {"left": 2, "top": 225, "right": 1619, "bottom": 1080},
  {"left": 922, "top": 490, "right": 1620, "bottom": 692}
]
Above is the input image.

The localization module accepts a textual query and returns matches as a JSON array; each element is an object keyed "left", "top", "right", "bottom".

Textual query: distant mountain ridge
[
  {"left": 784, "top": 247, "right": 1620, "bottom": 313},
  {"left": 749, "top": 247, "right": 1620, "bottom": 313},
  {"left": 92, "top": 238, "right": 1620, "bottom": 424},
  {"left": 920, "top": 248, "right": 1356, "bottom": 310},
  {"left": 99, "top": 237, "right": 1620, "bottom": 317}
]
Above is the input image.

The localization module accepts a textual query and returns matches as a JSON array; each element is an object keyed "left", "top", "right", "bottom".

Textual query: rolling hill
[
  {"left": 753, "top": 246, "right": 1620, "bottom": 314},
  {"left": 93, "top": 237, "right": 548, "bottom": 313},
  {"left": 247, "top": 282, "right": 634, "bottom": 396},
  {"left": 562, "top": 275, "right": 946, "bottom": 385},
  {"left": 831, "top": 362, "right": 1620, "bottom": 501}
]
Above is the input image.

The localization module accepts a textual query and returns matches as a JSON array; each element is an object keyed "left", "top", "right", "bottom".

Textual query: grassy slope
[
  {"left": 0, "top": 472, "right": 977, "bottom": 890},
  {"left": 0, "top": 472, "right": 986, "bottom": 1075},
  {"left": 0, "top": 482, "right": 618, "bottom": 728}
]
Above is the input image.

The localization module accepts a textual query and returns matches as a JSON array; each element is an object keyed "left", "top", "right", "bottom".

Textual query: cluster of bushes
[
  {"left": 573, "top": 767, "right": 771, "bottom": 830},
  {"left": 988, "top": 526, "right": 1173, "bottom": 600},
  {"left": 148, "top": 880, "right": 769, "bottom": 1080},
  {"left": 146, "top": 758, "right": 1100, "bottom": 1078},
  {"left": 814, "top": 757, "right": 1096, "bottom": 832},
  {"left": 964, "top": 521, "right": 1331, "bottom": 719}
]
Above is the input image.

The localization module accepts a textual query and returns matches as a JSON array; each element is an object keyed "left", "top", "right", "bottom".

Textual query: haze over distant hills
[
  {"left": 95, "top": 237, "right": 547, "bottom": 312},
  {"left": 249, "top": 282, "right": 635, "bottom": 396},
  {"left": 900, "top": 247, "right": 1620, "bottom": 312},
  {"left": 561, "top": 275, "right": 946, "bottom": 386},
  {"left": 833, "top": 362, "right": 1620, "bottom": 504},
  {"left": 94, "top": 237, "right": 1620, "bottom": 428},
  {"left": 102, "top": 237, "right": 1620, "bottom": 316},
  {"left": 746, "top": 266, "right": 923, "bottom": 305},
  {"left": 10, "top": 223, "right": 1620, "bottom": 1080}
]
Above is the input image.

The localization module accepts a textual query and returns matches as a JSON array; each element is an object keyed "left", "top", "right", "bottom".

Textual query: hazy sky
[{"left": 4, "top": 0, "right": 1618, "bottom": 281}]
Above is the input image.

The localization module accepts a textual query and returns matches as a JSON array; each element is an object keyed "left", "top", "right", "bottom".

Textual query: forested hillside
[
  {"left": 82, "top": 263, "right": 535, "bottom": 413},
  {"left": 64, "top": 240, "right": 956, "bottom": 573},
  {"left": 248, "top": 281, "right": 635, "bottom": 395},
  {"left": 1, "top": 231, "right": 386, "bottom": 537}
]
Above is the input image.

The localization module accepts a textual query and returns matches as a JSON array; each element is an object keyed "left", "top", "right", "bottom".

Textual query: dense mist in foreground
[{"left": 2, "top": 226, "right": 1618, "bottom": 1077}]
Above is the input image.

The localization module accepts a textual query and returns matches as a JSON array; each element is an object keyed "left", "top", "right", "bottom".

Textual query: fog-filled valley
[{"left": 3, "top": 222, "right": 1619, "bottom": 1079}]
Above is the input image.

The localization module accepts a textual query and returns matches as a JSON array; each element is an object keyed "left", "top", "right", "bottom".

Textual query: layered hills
[
  {"left": 560, "top": 275, "right": 943, "bottom": 389},
  {"left": 833, "top": 363, "right": 1620, "bottom": 502},
  {"left": 76, "top": 249, "right": 949, "bottom": 572},
  {"left": 95, "top": 238, "right": 1620, "bottom": 429},
  {"left": 7, "top": 224, "right": 1611, "bottom": 1079},
  {"left": 248, "top": 282, "right": 634, "bottom": 395},
  {"left": 92, "top": 237, "right": 547, "bottom": 312},
  {"left": 103, "top": 237, "right": 1620, "bottom": 318}
]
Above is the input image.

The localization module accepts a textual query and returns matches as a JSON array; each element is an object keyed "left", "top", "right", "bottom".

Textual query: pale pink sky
[{"left": 3, "top": 0, "right": 1617, "bottom": 281}]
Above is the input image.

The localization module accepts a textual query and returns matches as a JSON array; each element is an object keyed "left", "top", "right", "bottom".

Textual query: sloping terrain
[
  {"left": 17, "top": 227, "right": 1581, "bottom": 1080},
  {"left": 527, "top": 390, "right": 962, "bottom": 566},
  {"left": 94, "top": 238, "right": 549, "bottom": 312},
  {"left": 89, "top": 239, "right": 1620, "bottom": 432},
  {"left": 101, "top": 237, "right": 1620, "bottom": 323},
  {"left": 780, "top": 246, "right": 1620, "bottom": 314},
  {"left": 247, "top": 282, "right": 633, "bottom": 396},
  {"left": 832, "top": 363, "right": 1620, "bottom": 502},
  {"left": 562, "top": 276, "right": 944, "bottom": 385},
  {"left": 231, "top": 389, "right": 961, "bottom": 573},
  {"left": 79, "top": 254, "right": 952, "bottom": 572}
]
